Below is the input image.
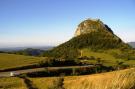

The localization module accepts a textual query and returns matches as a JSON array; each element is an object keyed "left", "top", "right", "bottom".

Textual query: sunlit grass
[
  {"left": 0, "top": 53, "right": 45, "bottom": 70},
  {"left": 29, "top": 68, "right": 135, "bottom": 89},
  {"left": 0, "top": 77, "right": 27, "bottom": 89},
  {"left": 0, "top": 68, "right": 134, "bottom": 89},
  {"left": 64, "top": 68, "right": 135, "bottom": 89},
  {"left": 81, "top": 48, "right": 135, "bottom": 66},
  {"left": 30, "top": 77, "right": 57, "bottom": 89}
]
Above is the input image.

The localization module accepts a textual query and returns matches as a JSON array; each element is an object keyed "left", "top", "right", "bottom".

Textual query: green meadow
[{"left": 0, "top": 53, "right": 45, "bottom": 70}]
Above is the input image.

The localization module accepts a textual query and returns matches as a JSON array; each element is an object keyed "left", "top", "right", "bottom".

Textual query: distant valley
[
  {"left": 0, "top": 46, "right": 54, "bottom": 52},
  {"left": 128, "top": 42, "right": 135, "bottom": 48}
]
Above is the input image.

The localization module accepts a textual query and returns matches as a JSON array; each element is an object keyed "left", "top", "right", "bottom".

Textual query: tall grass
[
  {"left": 65, "top": 68, "right": 135, "bottom": 89},
  {"left": 0, "top": 77, "right": 27, "bottom": 89}
]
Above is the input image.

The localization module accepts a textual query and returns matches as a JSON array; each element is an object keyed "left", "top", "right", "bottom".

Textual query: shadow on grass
[{"left": 19, "top": 76, "right": 38, "bottom": 89}]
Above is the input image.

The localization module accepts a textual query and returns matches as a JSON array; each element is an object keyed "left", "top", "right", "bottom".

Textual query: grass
[
  {"left": 64, "top": 68, "right": 135, "bottom": 89},
  {"left": 81, "top": 48, "right": 117, "bottom": 66},
  {"left": 0, "top": 68, "right": 134, "bottom": 89},
  {"left": 29, "top": 77, "right": 57, "bottom": 89},
  {"left": 0, "top": 53, "right": 45, "bottom": 70},
  {"left": 0, "top": 77, "right": 27, "bottom": 89},
  {"left": 0, "top": 49, "right": 134, "bottom": 70},
  {"left": 81, "top": 48, "right": 135, "bottom": 66},
  {"left": 28, "top": 68, "right": 135, "bottom": 89}
]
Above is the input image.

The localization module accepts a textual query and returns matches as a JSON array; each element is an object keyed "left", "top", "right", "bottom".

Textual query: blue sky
[{"left": 0, "top": 0, "right": 135, "bottom": 47}]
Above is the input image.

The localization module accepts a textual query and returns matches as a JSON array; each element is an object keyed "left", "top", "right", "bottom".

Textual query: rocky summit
[{"left": 75, "top": 18, "right": 113, "bottom": 36}]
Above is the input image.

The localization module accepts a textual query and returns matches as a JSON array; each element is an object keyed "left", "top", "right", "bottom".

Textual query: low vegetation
[
  {"left": 80, "top": 48, "right": 135, "bottom": 67},
  {"left": 30, "top": 77, "right": 56, "bottom": 89},
  {"left": 64, "top": 68, "right": 135, "bottom": 89},
  {"left": 27, "top": 68, "right": 135, "bottom": 89},
  {"left": 0, "top": 68, "right": 134, "bottom": 89},
  {"left": 0, "top": 77, "right": 27, "bottom": 89},
  {"left": 0, "top": 53, "right": 45, "bottom": 70},
  {"left": 48, "top": 77, "right": 65, "bottom": 89}
]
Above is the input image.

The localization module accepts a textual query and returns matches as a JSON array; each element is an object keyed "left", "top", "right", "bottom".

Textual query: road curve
[{"left": 0, "top": 65, "right": 94, "bottom": 77}]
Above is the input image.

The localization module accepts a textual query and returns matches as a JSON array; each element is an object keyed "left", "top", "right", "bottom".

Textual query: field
[
  {"left": 0, "top": 53, "right": 45, "bottom": 70},
  {"left": 64, "top": 68, "right": 135, "bottom": 89},
  {"left": 0, "top": 52, "right": 135, "bottom": 89},
  {"left": 81, "top": 48, "right": 135, "bottom": 66},
  {"left": 0, "top": 77, "right": 27, "bottom": 89},
  {"left": 29, "top": 68, "right": 135, "bottom": 89},
  {"left": 0, "top": 68, "right": 134, "bottom": 89},
  {"left": 0, "top": 48, "right": 135, "bottom": 70},
  {"left": 30, "top": 77, "right": 56, "bottom": 89}
]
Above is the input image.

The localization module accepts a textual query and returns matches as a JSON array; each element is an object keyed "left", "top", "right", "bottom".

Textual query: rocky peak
[{"left": 75, "top": 18, "right": 113, "bottom": 36}]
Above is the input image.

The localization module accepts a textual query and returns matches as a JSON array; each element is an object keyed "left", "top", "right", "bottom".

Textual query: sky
[{"left": 0, "top": 0, "right": 135, "bottom": 48}]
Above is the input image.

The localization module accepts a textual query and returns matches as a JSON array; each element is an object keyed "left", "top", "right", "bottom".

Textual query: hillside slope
[
  {"left": 43, "top": 19, "right": 131, "bottom": 59},
  {"left": 0, "top": 53, "right": 45, "bottom": 70}
]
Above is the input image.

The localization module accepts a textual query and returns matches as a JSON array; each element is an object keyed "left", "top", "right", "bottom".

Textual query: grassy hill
[
  {"left": 43, "top": 31, "right": 135, "bottom": 68},
  {"left": 43, "top": 31, "right": 129, "bottom": 58},
  {"left": 42, "top": 19, "right": 135, "bottom": 68},
  {"left": 0, "top": 53, "right": 45, "bottom": 70},
  {"left": 29, "top": 68, "right": 135, "bottom": 89},
  {"left": 43, "top": 19, "right": 130, "bottom": 59}
]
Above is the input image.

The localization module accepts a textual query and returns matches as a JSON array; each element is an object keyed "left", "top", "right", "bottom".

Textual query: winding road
[{"left": 0, "top": 65, "right": 95, "bottom": 77}]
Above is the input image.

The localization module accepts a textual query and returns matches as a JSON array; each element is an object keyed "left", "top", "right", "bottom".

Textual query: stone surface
[{"left": 75, "top": 18, "right": 113, "bottom": 36}]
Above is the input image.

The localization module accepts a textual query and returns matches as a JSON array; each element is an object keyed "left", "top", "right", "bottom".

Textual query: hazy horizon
[{"left": 0, "top": 0, "right": 135, "bottom": 48}]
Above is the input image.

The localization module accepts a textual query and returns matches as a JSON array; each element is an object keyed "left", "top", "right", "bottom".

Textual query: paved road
[{"left": 0, "top": 65, "right": 94, "bottom": 77}]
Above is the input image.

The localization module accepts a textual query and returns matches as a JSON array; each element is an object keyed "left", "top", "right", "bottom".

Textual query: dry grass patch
[
  {"left": 0, "top": 77, "right": 27, "bottom": 89},
  {"left": 64, "top": 68, "right": 135, "bottom": 89},
  {"left": 30, "top": 77, "right": 57, "bottom": 89}
]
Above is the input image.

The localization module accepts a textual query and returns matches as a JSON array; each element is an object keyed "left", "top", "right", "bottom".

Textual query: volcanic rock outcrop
[{"left": 75, "top": 18, "right": 113, "bottom": 36}]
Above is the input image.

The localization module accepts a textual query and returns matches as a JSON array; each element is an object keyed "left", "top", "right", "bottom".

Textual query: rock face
[{"left": 75, "top": 18, "right": 113, "bottom": 36}]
